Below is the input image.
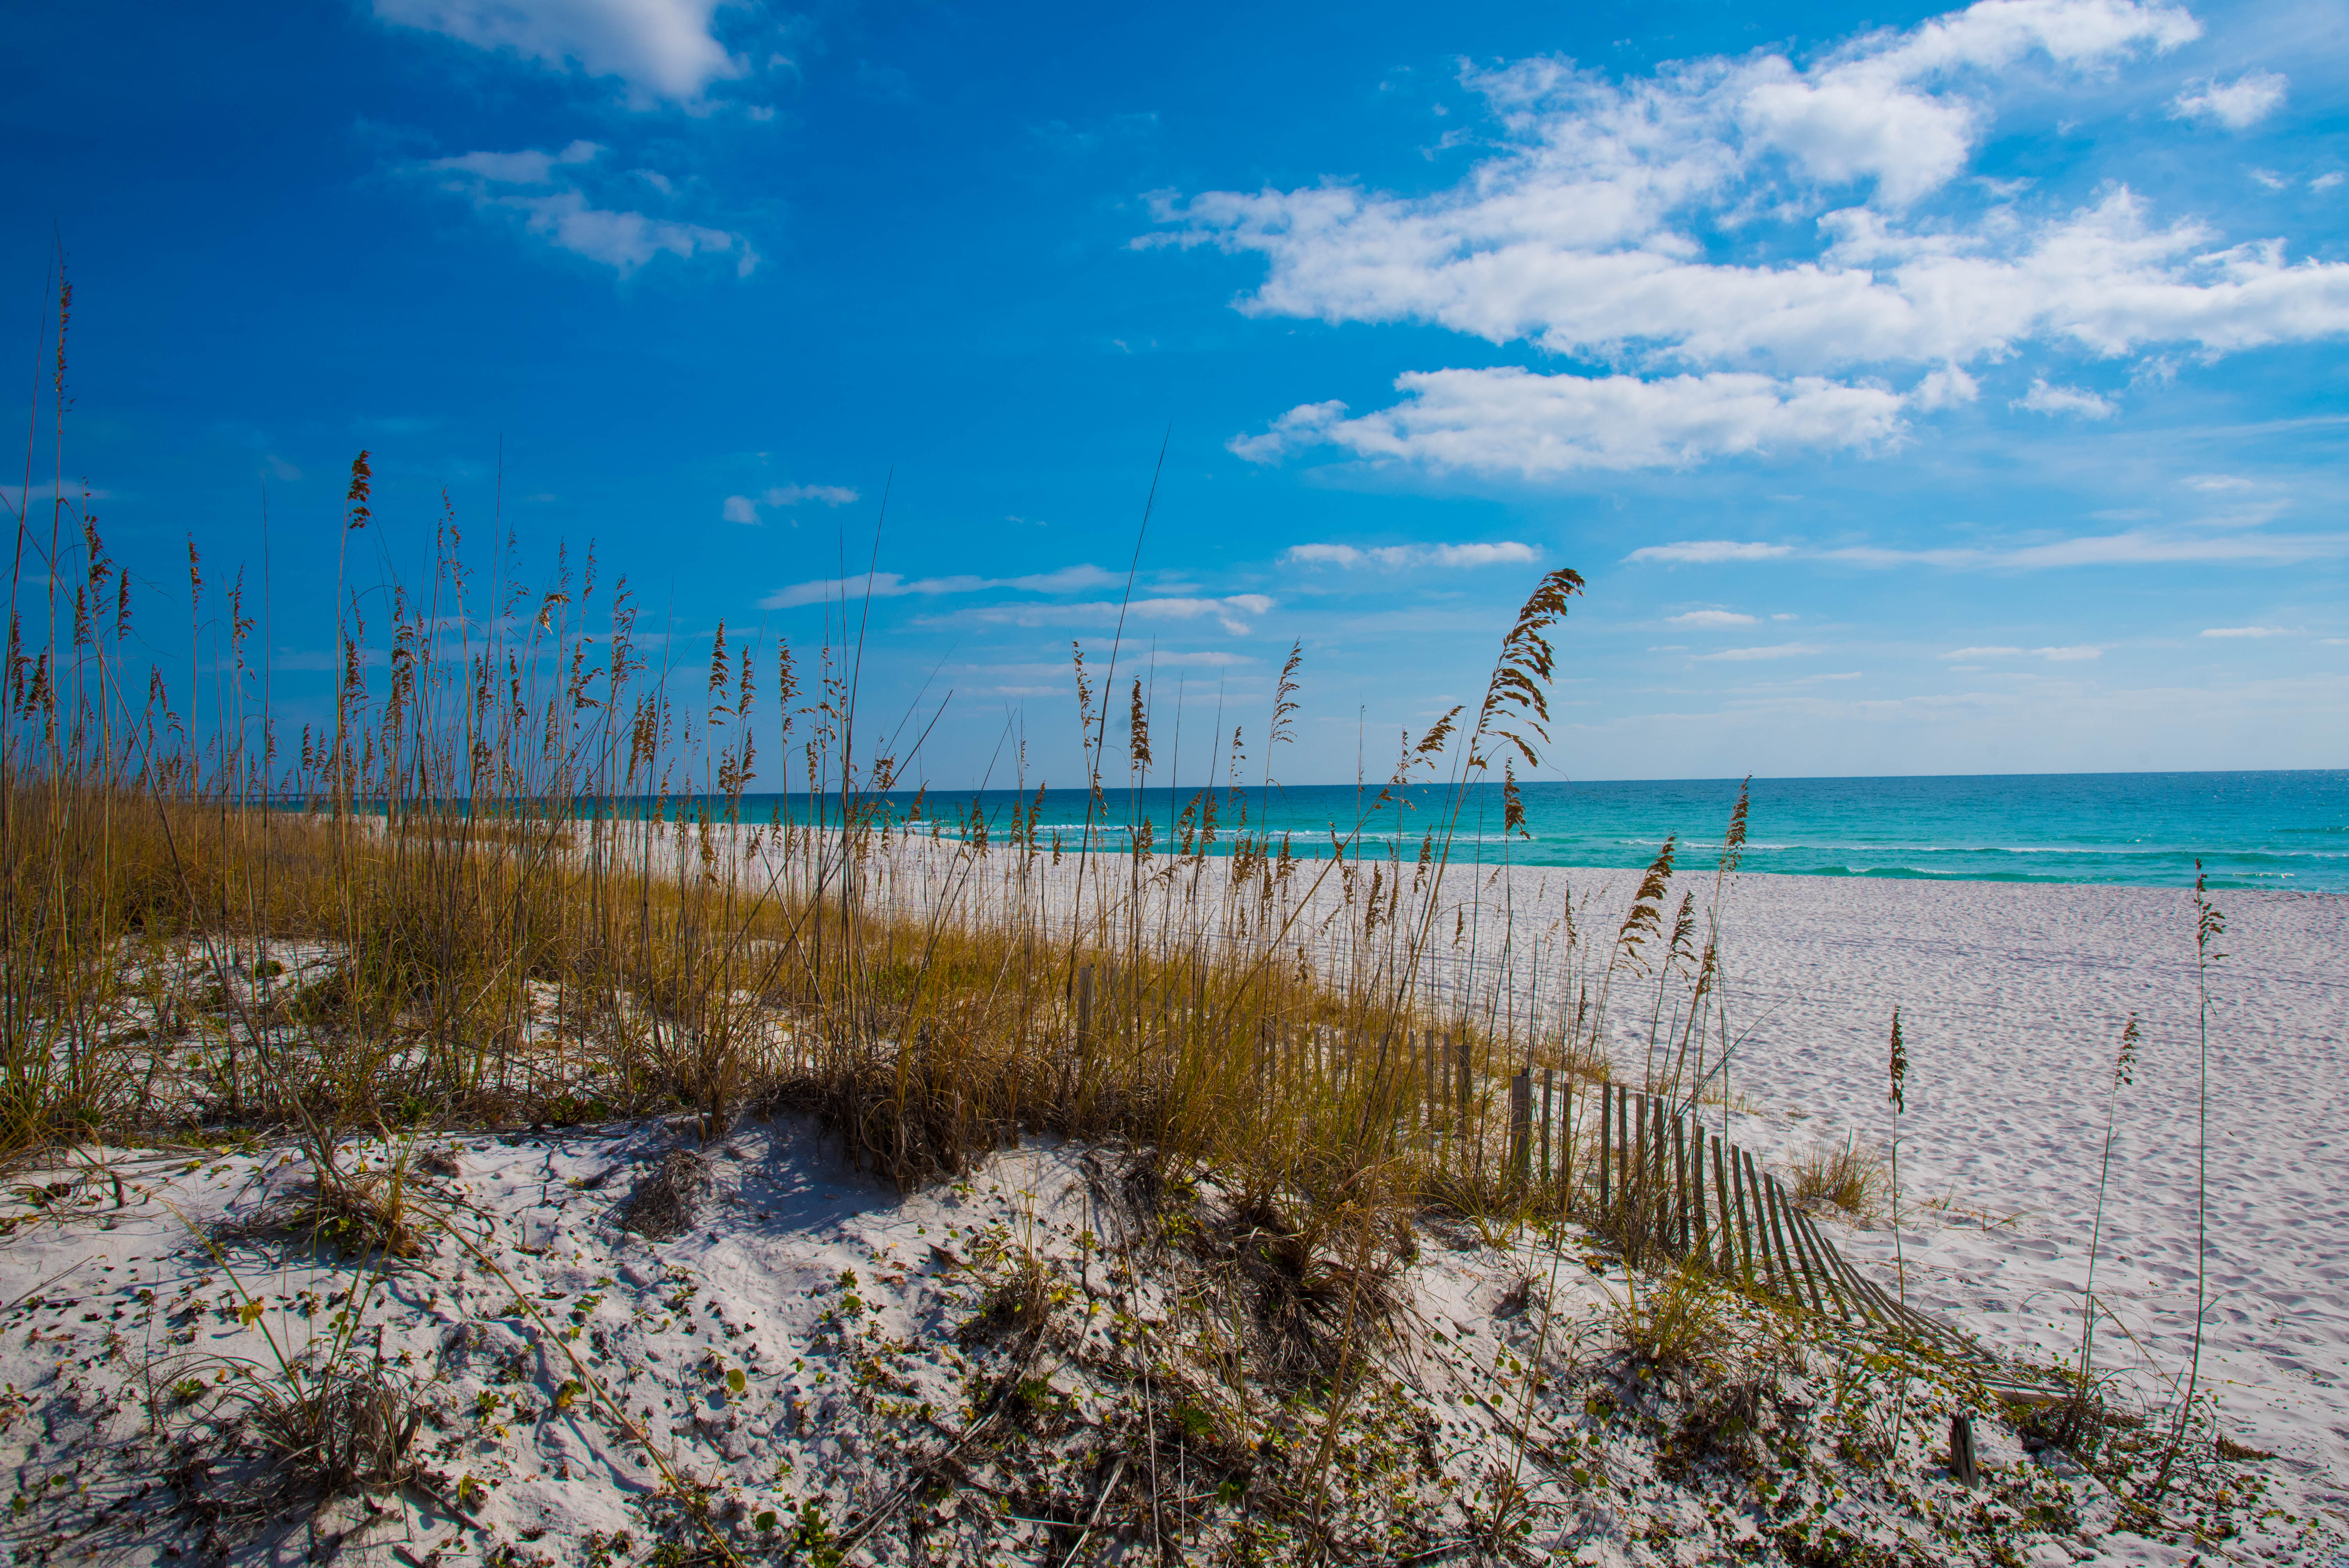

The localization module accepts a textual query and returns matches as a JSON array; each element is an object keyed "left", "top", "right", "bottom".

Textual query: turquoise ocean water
[{"left": 727, "top": 770, "right": 2348, "bottom": 893}]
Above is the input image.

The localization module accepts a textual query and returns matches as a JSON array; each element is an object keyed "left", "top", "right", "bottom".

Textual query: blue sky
[{"left": 4, "top": 0, "right": 2346, "bottom": 787}]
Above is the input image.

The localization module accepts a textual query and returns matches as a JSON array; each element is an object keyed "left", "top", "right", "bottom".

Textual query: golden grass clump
[{"left": 1791, "top": 1137, "right": 1890, "bottom": 1222}]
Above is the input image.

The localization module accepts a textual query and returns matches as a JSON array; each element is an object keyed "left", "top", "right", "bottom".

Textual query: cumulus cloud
[
  {"left": 373, "top": 0, "right": 740, "bottom": 105},
  {"left": 1666, "top": 609, "right": 1759, "bottom": 627},
  {"left": 1233, "top": 368, "right": 1907, "bottom": 476},
  {"left": 2013, "top": 378, "right": 2117, "bottom": 417},
  {"left": 1152, "top": 2, "right": 2349, "bottom": 477},
  {"left": 417, "top": 143, "right": 755, "bottom": 275},
  {"left": 1281, "top": 540, "right": 1540, "bottom": 568},
  {"left": 760, "top": 564, "right": 1119, "bottom": 610},
  {"left": 2171, "top": 70, "right": 2288, "bottom": 130},
  {"left": 723, "top": 483, "right": 859, "bottom": 523}
]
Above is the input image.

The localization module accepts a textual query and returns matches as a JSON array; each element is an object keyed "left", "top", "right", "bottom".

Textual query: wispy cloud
[
  {"left": 1942, "top": 644, "right": 2101, "bottom": 660},
  {"left": 373, "top": 0, "right": 741, "bottom": 105},
  {"left": 1146, "top": 650, "right": 1256, "bottom": 667},
  {"left": 925, "top": 595, "right": 1277, "bottom": 636},
  {"left": 413, "top": 141, "right": 755, "bottom": 276},
  {"left": 1622, "top": 540, "right": 1797, "bottom": 565},
  {"left": 1633, "top": 527, "right": 2349, "bottom": 572},
  {"left": 1823, "top": 529, "right": 2349, "bottom": 569},
  {"left": 1665, "top": 609, "right": 1758, "bottom": 628},
  {"left": 2170, "top": 70, "right": 2288, "bottom": 130},
  {"left": 760, "top": 565, "right": 1119, "bottom": 610},
  {"left": 1282, "top": 540, "right": 1540, "bottom": 568},
  {"left": 2199, "top": 625, "right": 2296, "bottom": 638},
  {"left": 722, "top": 484, "right": 859, "bottom": 524},
  {"left": 1694, "top": 642, "right": 1827, "bottom": 662}
]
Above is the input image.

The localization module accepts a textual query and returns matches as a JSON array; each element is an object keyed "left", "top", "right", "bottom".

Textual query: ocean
[{"left": 724, "top": 770, "right": 2349, "bottom": 893}]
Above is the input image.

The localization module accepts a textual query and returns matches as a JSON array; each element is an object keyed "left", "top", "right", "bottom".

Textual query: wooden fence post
[
  {"left": 1509, "top": 1071, "right": 1531, "bottom": 1193},
  {"left": 1709, "top": 1133, "right": 1735, "bottom": 1274},
  {"left": 1560, "top": 1074, "right": 1577, "bottom": 1212},
  {"left": 1687, "top": 1117, "right": 1707, "bottom": 1262},
  {"left": 1672, "top": 1113, "right": 1692, "bottom": 1255},
  {"left": 1596, "top": 1082, "right": 1611, "bottom": 1210},
  {"left": 1538, "top": 1069, "right": 1553, "bottom": 1202}
]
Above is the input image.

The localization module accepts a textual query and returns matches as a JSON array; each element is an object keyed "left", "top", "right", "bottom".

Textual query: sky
[{"left": 3, "top": 0, "right": 2346, "bottom": 788}]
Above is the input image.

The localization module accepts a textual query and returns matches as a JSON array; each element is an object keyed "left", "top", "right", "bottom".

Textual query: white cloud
[
  {"left": 1911, "top": 363, "right": 1980, "bottom": 408},
  {"left": 2183, "top": 473, "right": 2255, "bottom": 492},
  {"left": 2199, "top": 625, "right": 2295, "bottom": 637},
  {"left": 2035, "top": 644, "right": 2103, "bottom": 660},
  {"left": 1228, "top": 401, "right": 1347, "bottom": 463},
  {"left": 1825, "top": 528, "right": 2349, "bottom": 568},
  {"left": 1150, "top": 3, "right": 2349, "bottom": 478},
  {"left": 2013, "top": 378, "right": 2116, "bottom": 417},
  {"left": 373, "top": 0, "right": 740, "bottom": 105},
  {"left": 1695, "top": 642, "right": 1828, "bottom": 661},
  {"left": 1943, "top": 645, "right": 2027, "bottom": 657},
  {"left": 1233, "top": 367, "right": 1907, "bottom": 476},
  {"left": 2170, "top": 70, "right": 2288, "bottom": 131},
  {"left": 770, "top": 483, "right": 858, "bottom": 507},
  {"left": 930, "top": 595, "right": 1277, "bottom": 636},
  {"left": 1644, "top": 527, "right": 2349, "bottom": 575},
  {"left": 1666, "top": 609, "right": 1759, "bottom": 627},
  {"left": 427, "top": 141, "right": 603, "bottom": 184},
  {"left": 2315, "top": 173, "right": 2345, "bottom": 192},
  {"left": 1148, "top": 650, "right": 1256, "bottom": 667},
  {"left": 416, "top": 144, "right": 756, "bottom": 275},
  {"left": 761, "top": 564, "right": 1120, "bottom": 610},
  {"left": 724, "top": 483, "right": 859, "bottom": 523},
  {"left": 1281, "top": 540, "right": 1540, "bottom": 568},
  {"left": 1623, "top": 540, "right": 1797, "bottom": 564}
]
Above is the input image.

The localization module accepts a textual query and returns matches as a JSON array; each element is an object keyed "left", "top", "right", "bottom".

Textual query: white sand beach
[
  {"left": 0, "top": 834, "right": 2339, "bottom": 1565},
  {"left": 1542, "top": 868, "right": 2349, "bottom": 1512}
]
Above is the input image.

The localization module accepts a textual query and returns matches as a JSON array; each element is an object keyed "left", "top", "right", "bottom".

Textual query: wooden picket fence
[
  {"left": 1484, "top": 1053, "right": 2058, "bottom": 1403},
  {"left": 1056, "top": 972, "right": 2058, "bottom": 1404},
  {"left": 1392, "top": 1026, "right": 2058, "bottom": 1404}
]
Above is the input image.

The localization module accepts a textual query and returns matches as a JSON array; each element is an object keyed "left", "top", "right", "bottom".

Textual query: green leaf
[
  {"left": 726, "top": 1368, "right": 746, "bottom": 1395},
  {"left": 754, "top": 1511, "right": 778, "bottom": 1532}
]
